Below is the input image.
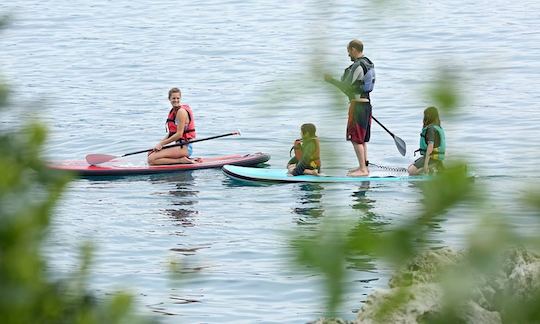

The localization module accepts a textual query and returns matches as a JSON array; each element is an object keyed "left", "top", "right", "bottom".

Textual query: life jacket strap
[{"left": 415, "top": 148, "right": 446, "bottom": 158}]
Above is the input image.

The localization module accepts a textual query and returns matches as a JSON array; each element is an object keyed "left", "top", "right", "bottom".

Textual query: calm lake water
[{"left": 2, "top": 0, "right": 540, "bottom": 322}]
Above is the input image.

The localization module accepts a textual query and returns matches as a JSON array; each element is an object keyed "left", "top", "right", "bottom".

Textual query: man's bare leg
[
  {"left": 348, "top": 142, "right": 369, "bottom": 176},
  {"left": 348, "top": 143, "right": 369, "bottom": 172}
]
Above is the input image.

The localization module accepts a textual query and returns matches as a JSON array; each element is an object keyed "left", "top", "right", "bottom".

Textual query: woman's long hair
[{"left": 423, "top": 106, "right": 441, "bottom": 127}]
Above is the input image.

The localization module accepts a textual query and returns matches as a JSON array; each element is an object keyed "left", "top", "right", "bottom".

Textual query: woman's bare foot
[{"left": 177, "top": 157, "right": 201, "bottom": 164}]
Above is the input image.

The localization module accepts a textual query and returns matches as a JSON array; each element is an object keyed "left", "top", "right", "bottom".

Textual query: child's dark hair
[{"left": 301, "top": 123, "right": 317, "bottom": 137}]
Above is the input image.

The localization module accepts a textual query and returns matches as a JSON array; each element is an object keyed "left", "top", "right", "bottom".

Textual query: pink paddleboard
[{"left": 49, "top": 152, "right": 270, "bottom": 177}]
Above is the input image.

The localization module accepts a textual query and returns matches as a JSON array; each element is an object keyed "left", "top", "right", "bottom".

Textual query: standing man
[{"left": 325, "top": 39, "right": 375, "bottom": 176}]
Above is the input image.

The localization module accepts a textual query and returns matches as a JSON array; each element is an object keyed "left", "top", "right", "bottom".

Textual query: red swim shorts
[{"left": 346, "top": 101, "right": 372, "bottom": 144}]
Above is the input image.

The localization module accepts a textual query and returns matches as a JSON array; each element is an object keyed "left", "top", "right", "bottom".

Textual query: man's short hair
[{"left": 348, "top": 39, "right": 364, "bottom": 52}]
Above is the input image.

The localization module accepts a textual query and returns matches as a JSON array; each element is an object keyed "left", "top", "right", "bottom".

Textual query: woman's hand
[{"left": 154, "top": 143, "right": 163, "bottom": 151}]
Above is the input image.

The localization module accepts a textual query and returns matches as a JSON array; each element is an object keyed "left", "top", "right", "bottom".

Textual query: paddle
[
  {"left": 371, "top": 116, "right": 406, "bottom": 156},
  {"left": 85, "top": 130, "right": 241, "bottom": 165},
  {"left": 323, "top": 75, "right": 406, "bottom": 156}
]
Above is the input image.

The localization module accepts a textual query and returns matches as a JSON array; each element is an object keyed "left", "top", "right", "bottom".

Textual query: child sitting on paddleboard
[
  {"left": 287, "top": 123, "right": 321, "bottom": 176},
  {"left": 408, "top": 106, "right": 446, "bottom": 175}
]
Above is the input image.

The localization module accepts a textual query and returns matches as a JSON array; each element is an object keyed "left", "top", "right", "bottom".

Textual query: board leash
[{"left": 368, "top": 162, "right": 408, "bottom": 173}]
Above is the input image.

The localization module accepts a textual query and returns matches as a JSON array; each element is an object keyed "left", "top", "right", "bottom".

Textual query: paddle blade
[
  {"left": 394, "top": 136, "right": 407, "bottom": 156},
  {"left": 85, "top": 154, "right": 117, "bottom": 165}
]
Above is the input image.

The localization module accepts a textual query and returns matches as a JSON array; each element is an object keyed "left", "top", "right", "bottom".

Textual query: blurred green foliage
[
  {"left": 426, "top": 68, "right": 462, "bottom": 115},
  {"left": 289, "top": 60, "right": 540, "bottom": 322},
  {"left": 0, "top": 20, "right": 155, "bottom": 323}
]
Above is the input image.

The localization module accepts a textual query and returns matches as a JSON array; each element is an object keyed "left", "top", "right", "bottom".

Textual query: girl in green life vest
[
  {"left": 287, "top": 123, "right": 321, "bottom": 176},
  {"left": 408, "top": 106, "right": 446, "bottom": 175}
]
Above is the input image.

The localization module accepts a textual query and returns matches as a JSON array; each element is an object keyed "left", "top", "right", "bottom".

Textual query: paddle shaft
[
  {"left": 371, "top": 116, "right": 395, "bottom": 138},
  {"left": 371, "top": 115, "right": 407, "bottom": 156},
  {"left": 123, "top": 131, "right": 240, "bottom": 157}
]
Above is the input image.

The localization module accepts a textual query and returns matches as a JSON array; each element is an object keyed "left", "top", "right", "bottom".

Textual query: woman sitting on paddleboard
[
  {"left": 408, "top": 106, "right": 446, "bottom": 175},
  {"left": 287, "top": 123, "right": 321, "bottom": 176},
  {"left": 148, "top": 87, "right": 199, "bottom": 165}
]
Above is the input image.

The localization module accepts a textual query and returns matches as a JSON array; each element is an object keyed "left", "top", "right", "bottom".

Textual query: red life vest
[{"left": 165, "top": 104, "right": 196, "bottom": 141}]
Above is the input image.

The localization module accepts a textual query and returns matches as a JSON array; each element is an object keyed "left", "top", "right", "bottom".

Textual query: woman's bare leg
[{"left": 148, "top": 146, "right": 192, "bottom": 165}]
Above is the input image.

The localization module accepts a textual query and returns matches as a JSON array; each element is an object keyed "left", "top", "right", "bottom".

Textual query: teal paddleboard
[{"left": 222, "top": 165, "right": 429, "bottom": 183}]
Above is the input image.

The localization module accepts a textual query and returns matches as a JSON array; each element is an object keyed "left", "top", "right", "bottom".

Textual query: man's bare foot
[
  {"left": 347, "top": 169, "right": 369, "bottom": 177},
  {"left": 348, "top": 165, "right": 370, "bottom": 173},
  {"left": 349, "top": 160, "right": 370, "bottom": 172}
]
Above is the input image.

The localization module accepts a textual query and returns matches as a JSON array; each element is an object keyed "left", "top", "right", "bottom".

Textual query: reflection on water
[
  {"left": 293, "top": 183, "right": 324, "bottom": 224},
  {"left": 351, "top": 181, "right": 372, "bottom": 211},
  {"left": 169, "top": 246, "right": 208, "bottom": 256},
  {"left": 408, "top": 182, "right": 446, "bottom": 247},
  {"left": 350, "top": 181, "right": 389, "bottom": 229},
  {"left": 151, "top": 172, "right": 201, "bottom": 228},
  {"left": 347, "top": 181, "right": 381, "bottom": 273},
  {"left": 149, "top": 170, "right": 209, "bottom": 311},
  {"left": 165, "top": 208, "right": 198, "bottom": 227},
  {"left": 221, "top": 176, "right": 273, "bottom": 188},
  {"left": 149, "top": 172, "right": 209, "bottom": 274},
  {"left": 149, "top": 171, "right": 195, "bottom": 184}
]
